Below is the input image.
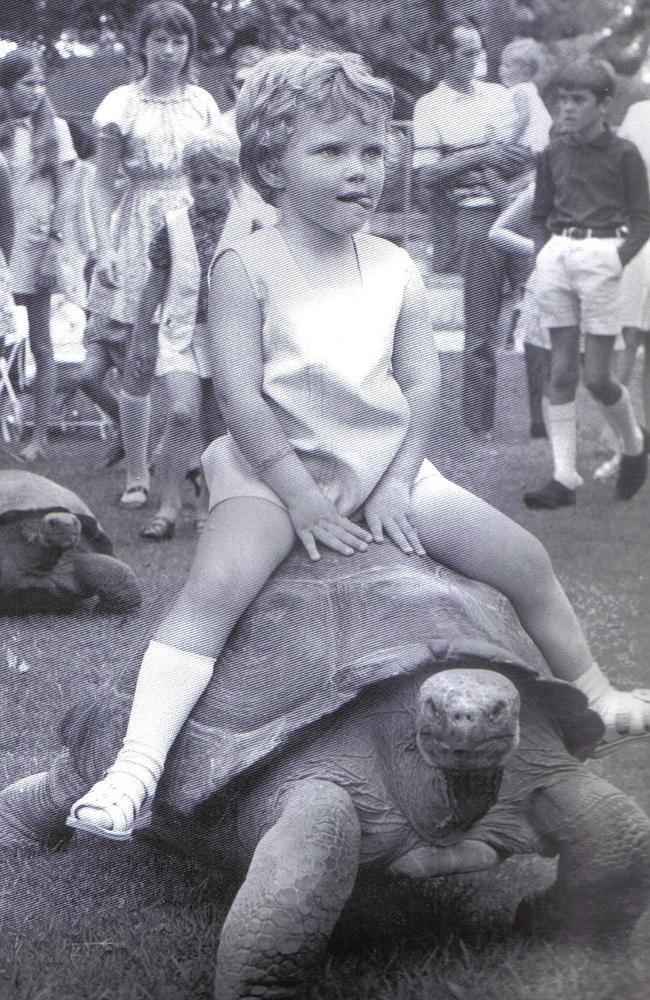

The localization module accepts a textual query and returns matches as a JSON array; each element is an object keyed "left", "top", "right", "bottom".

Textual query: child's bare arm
[
  {"left": 207, "top": 252, "right": 371, "bottom": 560},
  {"left": 121, "top": 266, "right": 168, "bottom": 396},
  {"left": 364, "top": 271, "right": 440, "bottom": 555},
  {"left": 510, "top": 88, "right": 531, "bottom": 144},
  {"left": 489, "top": 186, "right": 535, "bottom": 256}
]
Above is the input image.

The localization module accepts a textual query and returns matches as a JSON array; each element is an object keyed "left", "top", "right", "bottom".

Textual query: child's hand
[
  {"left": 287, "top": 491, "right": 372, "bottom": 562},
  {"left": 364, "top": 480, "right": 425, "bottom": 557}
]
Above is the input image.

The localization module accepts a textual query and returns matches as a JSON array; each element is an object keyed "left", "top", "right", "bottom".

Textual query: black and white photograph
[{"left": 1, "top": 1, "right": 649, "bottom": 998}]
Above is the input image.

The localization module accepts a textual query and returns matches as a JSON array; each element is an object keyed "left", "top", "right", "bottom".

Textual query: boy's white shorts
[
  {"left": 533, "top": 235, "right": 624, "bottom": 336},
  {"left": 620, "top": 241, "right": 650, "bottom": 330}
]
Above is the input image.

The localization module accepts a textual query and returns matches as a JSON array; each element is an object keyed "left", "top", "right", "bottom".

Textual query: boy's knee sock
[
  {"left": 600, "top": 385, "right": 643, "bottom": 456},
  {"left": 119, "top": 390, "right": 151, "bottom": 488},
  {"left": 546, "top": 402, "right": 583, "bottom": 489}
]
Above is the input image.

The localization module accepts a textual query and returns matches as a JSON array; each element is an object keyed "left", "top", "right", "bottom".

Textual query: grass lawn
[{"left": 1, "top": 352, "right": 649, "bottom": 1000}]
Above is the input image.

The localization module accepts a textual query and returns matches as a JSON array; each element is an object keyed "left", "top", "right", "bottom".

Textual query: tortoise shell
[{"left": 143, "top": 542, "right": 601, "bottom": 814}]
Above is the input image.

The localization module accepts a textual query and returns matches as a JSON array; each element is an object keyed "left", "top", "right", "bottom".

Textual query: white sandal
[
  {"left": 66, "top": 763, "right": 158, "bottom": 841},
  {"left": 118, "top": 484, "right": 149, "bottom": 510},
  {"left": 592, "top": 688, "right": 650, "bottom": 758}
]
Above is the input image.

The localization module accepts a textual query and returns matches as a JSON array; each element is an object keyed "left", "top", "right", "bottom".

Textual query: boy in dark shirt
[{"left": 523, "top": 59, "right": 650, "bottom": 509}]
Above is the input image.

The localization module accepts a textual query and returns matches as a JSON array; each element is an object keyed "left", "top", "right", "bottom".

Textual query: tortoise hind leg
[
  {"left": 72, "top": 553, "right": 141, "bottom": 612},
  {"left": 516, "top": 770, "right": 650, "bottom": 944},
  {"left": 215, "top": 779, "right": 361, "bottom": 1000},
  {"left": 0, "top": 751, "right": 87, "bottom": 850}
]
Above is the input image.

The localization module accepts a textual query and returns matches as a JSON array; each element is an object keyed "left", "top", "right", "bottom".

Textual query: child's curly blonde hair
[{"left": 235, "top": 50, "right": 394, "bottom": 204}]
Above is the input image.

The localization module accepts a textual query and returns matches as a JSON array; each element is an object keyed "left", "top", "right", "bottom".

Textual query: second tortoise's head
[
  {"left": 416, "top": 668, "right": 520, "bottom": 771},
  {"left": 39, "top": 512, "right": 82, "bottom": 551}
]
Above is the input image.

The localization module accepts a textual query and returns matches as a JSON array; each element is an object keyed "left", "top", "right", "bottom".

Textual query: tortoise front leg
[
  {"left": 215, "top": 779, "right": 361, "bottom": 1000},
  {"left": 517, "top": 770, "right": 650, "bottom": 943},
  {"left": 72, "top": 553, "right": 141, "bottom": 612},
  {"left": 0, "top": 751, "right": 87, "bottom": 849}
]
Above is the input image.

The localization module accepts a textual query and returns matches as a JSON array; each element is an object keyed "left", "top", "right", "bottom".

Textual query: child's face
[
  {"left": 9, "top": 67, "right": 46, "bottom": 117},
  {"left": 143, "top": 28, "right": 190, "bottom": 79},
  {"left": 272, "top": 109, "right": 386, "bottom": 237},
  {"left": 187, "top": 156, "right": 235, "bottom": 212},
  {"left": 499, "top": 53, "right": 532, "bottom": 88},
  {"left": 554, "top": 87, "right": 607, "bottom": 136}
]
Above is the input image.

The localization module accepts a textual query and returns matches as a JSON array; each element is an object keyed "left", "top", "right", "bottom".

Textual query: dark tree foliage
[{"left": 2, "top": 0, "right": 650, "bottom": 106}]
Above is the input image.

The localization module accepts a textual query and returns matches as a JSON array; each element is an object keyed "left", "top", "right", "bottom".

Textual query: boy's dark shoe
[
  {"left": 523, "top": 479, "right": 576, "bottom": 510},
  {"left": 529, "top": 422, "right": 548, "bottom": 439},
  {"left": 616, "top": 428, "right": 649, "bottom": 500}
]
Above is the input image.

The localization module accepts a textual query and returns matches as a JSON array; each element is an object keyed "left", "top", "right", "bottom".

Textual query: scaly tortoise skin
[
  {"left": 1, "top": 543, "right": 648, "bottom": 1000},
  {"left": 0, "top": 471, "right": 141, "bottom": 614}
]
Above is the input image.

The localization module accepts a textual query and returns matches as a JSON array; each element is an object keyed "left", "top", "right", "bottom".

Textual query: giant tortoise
[
  {"left": 0, "top": 470, "right": 141, "bottom": 613},
  {"left": 0, "top": 542, "right": 649, "bottom": 1000}
]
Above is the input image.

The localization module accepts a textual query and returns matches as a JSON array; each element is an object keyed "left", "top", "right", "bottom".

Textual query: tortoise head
[
  {"left": 39, "top": 512, "right": 82, "bottom": 551},
  {"left": 415, "top": 668, "right": 520, "bottom": 772}
]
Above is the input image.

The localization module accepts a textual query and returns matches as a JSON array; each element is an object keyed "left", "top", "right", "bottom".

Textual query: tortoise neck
[{"left": 442, "top": 768, "right": 503, "bottom": 831}]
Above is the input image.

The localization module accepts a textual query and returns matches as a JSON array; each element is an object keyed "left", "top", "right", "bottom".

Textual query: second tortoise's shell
[
  {"left": 144, "top": 542, "right": 602, "bottom": 814},
  {"left": 0, "top": 471, "right": 112, "bottom": 554}
]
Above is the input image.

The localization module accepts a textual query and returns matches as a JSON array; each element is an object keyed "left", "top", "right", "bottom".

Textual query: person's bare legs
[
  {"left": 18, "top": 293, "right": 56, "bottom": 460},
  {"left": 68, "top": 497, "right": 296, "bottom": 836},
  {"left": 141, "top": 371, "right": 203, "bottom": 538},
  {"left": 620, "top": 327, "right": 641, "bottom": 389},
  {"left": 78, "top": 342, "right": 120, "bottom": 422},
  {"left": 410, "top": 474, "right": 650, "bottom": 742}
]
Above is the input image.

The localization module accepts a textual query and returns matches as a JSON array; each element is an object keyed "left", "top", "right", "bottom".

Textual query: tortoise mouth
[{"left": 417, "top": 731, "right": 517, "bottom": 770}]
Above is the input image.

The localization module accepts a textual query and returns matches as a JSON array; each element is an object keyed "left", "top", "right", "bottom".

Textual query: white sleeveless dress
[{"left": 202, "top": 227, "right": 440, "bottom": 519}]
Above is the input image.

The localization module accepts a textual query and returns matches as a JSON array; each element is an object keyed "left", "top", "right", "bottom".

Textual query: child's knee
[
  {"left": 550, "top": 367, "right": 579, "bottom": 396},
  {"left": 584, "top": 374, "right": 618, "bottom": 405},
  {"left": 176, "top": 564, "right": 254, "bottom": 624},
  {"left": 504, "top": 532, "right": 555, "bottom": 605}
]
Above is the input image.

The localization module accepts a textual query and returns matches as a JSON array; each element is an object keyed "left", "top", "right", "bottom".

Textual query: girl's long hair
[
  {"left": 136, "top": 1, "right": 197, "bottom": 80},
  {"left": 0, "top": 48, "right": 60, "bottom": 183}
]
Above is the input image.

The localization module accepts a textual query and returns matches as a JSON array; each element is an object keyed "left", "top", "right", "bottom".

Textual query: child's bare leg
[
  {"left": 118, "top": 321, "right": 157, "bottom": 506},
  {"left": 78, "top": 342, "right": 120, "bottom": 422},
  {"left": 641, "top": 331, "right": 650, "bottom": 428},
  {"left": 410, "top": 475, "right": 650, "bottom": 744},
  {"left": 68, "top": 498, "right": 295, "bottom": 837},
  {"left": 141, "top": 371, "right": 202, "bottom": 539},
  {"left": 620, "top": 326, "right": 640, "bottom": 388},
  {"left": 20, "top": 293, "right": 56, "bottom": 459}
]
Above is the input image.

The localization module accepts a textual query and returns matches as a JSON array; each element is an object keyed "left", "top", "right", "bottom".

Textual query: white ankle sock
[
  {"left": 74, "top": 641, "right": 215, "bottom": 828},
  {"left": 123, "top": 640, "right": 215, "bottom": 759},
  {"left": 119, "top": 390, "right": 152, "bottom": 489},
  {"left": 547, "top": 402, "right": 583, "bottom": 489},
  {"left": 601, "top": 386, "right": 643, "bottom": 456},
  {"left": 575, "top": 662, "right": 650, "bottom": 738}
]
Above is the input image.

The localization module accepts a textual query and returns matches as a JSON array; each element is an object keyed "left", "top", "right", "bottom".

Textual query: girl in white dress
[
  {"left": 0, "top": 48, "right": 77, "bottom": 461},
  {"left": 84, "top": 1, "right": 221, "bottom": 506},
  {"left": 67, "top": 50, "right": 650, "bottom": 841}
]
